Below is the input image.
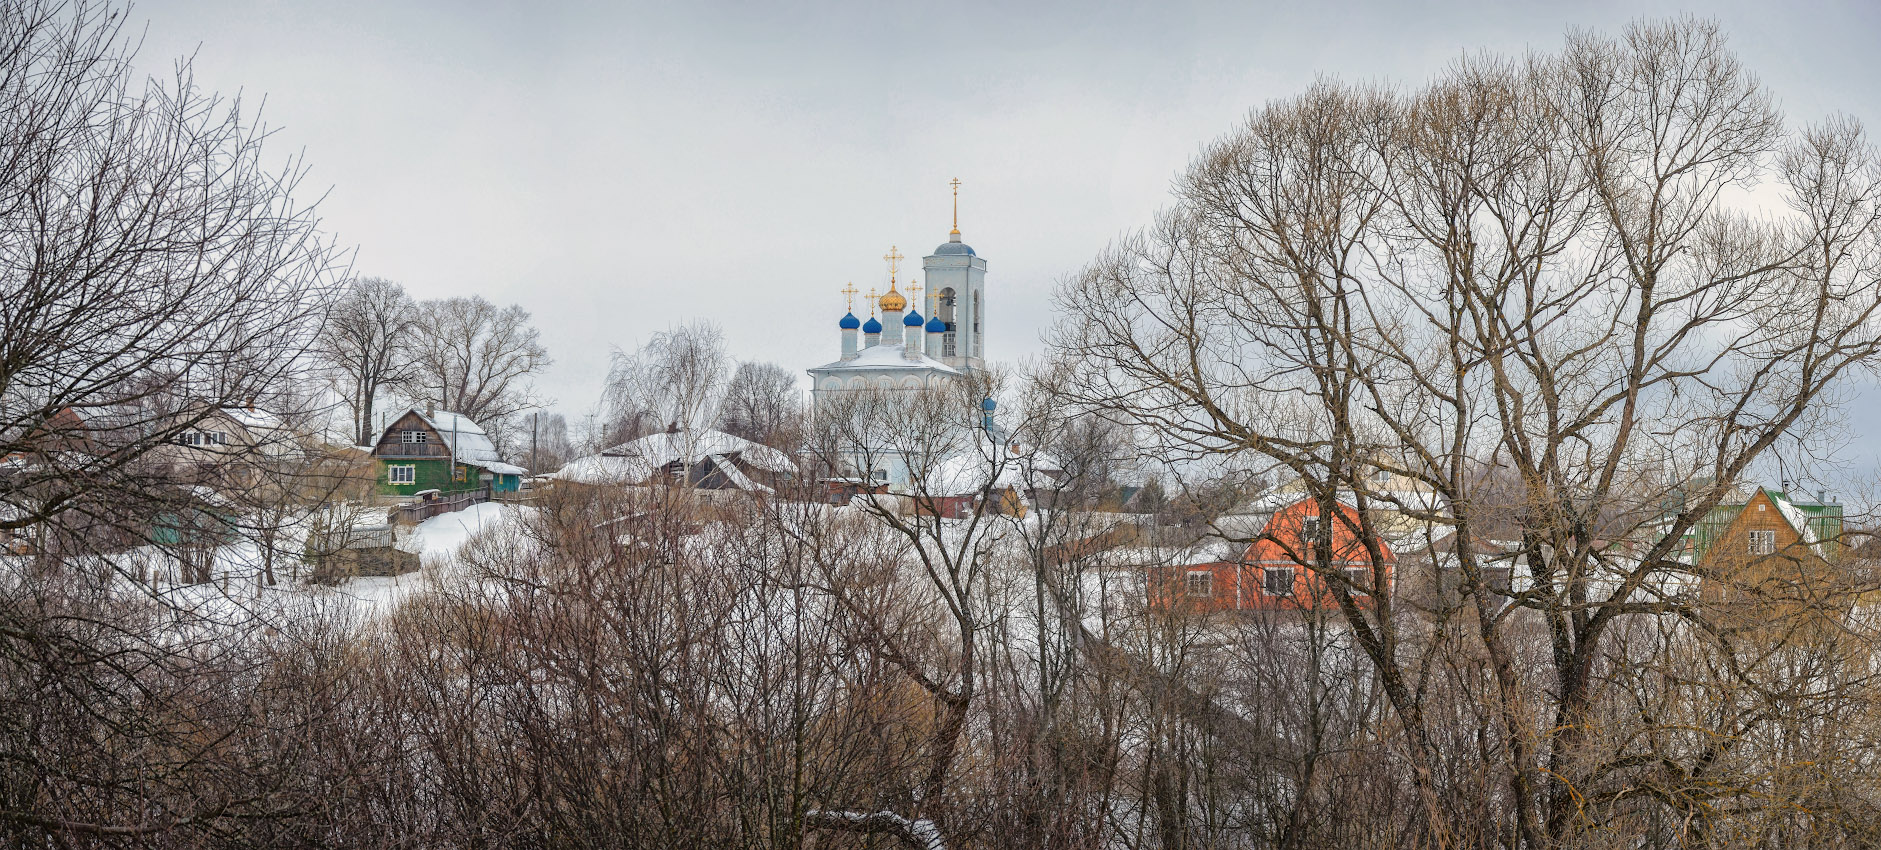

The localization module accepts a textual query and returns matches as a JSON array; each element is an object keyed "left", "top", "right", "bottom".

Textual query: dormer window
[{"left": 400, "top": 430, "right": 429, "bottom": 444}]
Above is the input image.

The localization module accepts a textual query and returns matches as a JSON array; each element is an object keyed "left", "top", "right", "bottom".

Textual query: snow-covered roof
[
  {"left": 809, "top": 343, "right": 962, "bottom": 374},
  {"left": 216, "top": 406, "right": 285, "bottom": 432},
  {"left": 1767, "top": 489, "right": 1821, "bottom": 548},
  {"left": 552, "top": 428, "right": 796, "bottom": 486},
  {"left": 710, "top": 457, "right": 772, "bottom": 494},
  {"left": 553, "top": 454, "right": 647, "bottom": 485},
  {"left": 408, "top": 410, "right": 507, "bottom": 468}
]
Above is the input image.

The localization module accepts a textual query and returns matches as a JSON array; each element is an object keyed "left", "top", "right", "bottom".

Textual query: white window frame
[
  {"left": 1185, "top": 570, "right": 1212, "bottom": 598},
  {"left": 1301, "top": 515, "right": 1324, "bottom": 547},
  {"left": 400, "top": 430, "right": 429, "bottom": 444},
  {"left": 1748, "top": 529, "right": 1777, "bottom": 555},
  {"left": 388, "top": 464, "right": 416, "bottom": 485},
  {"left": 1264, "top": 567, "right": 1294, "bottom": 596},
  {"left": 1343, "top": 566, "right": 1371, "bottom": 596}
]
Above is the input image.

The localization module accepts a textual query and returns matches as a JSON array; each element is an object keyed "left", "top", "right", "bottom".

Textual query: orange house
[{"left": 1150, "top": 498, "right": 1395, "bottom": 613}]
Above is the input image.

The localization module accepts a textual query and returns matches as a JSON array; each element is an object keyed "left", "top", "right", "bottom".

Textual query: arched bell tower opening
[{"left": 937, "top": 287, "right": 958, "bottom": 358}]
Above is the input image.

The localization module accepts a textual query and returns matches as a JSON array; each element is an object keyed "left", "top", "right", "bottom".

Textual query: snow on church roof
[{"left": 810, "top": 343, "right": 962, "bottom": 374}]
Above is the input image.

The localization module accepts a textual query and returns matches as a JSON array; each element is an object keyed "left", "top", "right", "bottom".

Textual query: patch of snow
[{"left": 408, "top": 501, "right": 513, "bottom": 558}]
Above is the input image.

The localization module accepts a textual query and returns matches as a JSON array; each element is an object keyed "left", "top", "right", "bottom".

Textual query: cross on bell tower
[{"left": 950, "top": 177, "right": 961, "bottom": 236}]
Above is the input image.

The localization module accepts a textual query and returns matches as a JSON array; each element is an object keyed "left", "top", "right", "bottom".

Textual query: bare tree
[
  {"left": 603, "top": 319, "right": 730, "bottom": 441},
  {"left": 403, "top": 295, "right": 551, "bottom": 427},
  {"left": 0, "top": 0, "right": 343, "bottom": 841},
  {"left": 318, "top": 276, "right": 417, "bottom": 446},
  {"left": 1051, "top": 17, "right": 1881, "bottom": 847},
  {"left": 719, "top": 360, "right": 803, "bottom": 447},
  {"left": 523, "top": 410, "right": 573, "bottom": 471}
]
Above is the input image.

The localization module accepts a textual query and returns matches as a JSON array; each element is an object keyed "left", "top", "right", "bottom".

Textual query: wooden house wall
[{"left": 1697, "top": 490, "right": 1833, "bottom": 624}]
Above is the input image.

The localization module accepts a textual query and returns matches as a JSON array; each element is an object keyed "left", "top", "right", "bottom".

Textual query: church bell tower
[{"left": 922, "top": 178, "right": 986, "bottom": 374}]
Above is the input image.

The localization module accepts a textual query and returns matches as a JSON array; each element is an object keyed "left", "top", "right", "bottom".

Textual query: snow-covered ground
[
  {"left": 21, "top": 502, "right": 537, "bottom": 627},
  {"left": 307, "top": 502, "right": 520, "bottom": 615}
]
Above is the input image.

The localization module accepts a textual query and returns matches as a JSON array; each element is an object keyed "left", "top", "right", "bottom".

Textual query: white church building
[
  {"left": 807, "top": 227, "right": 987, "bottom": 398},
  {"left": 806, "top": 196, "right": 992, "bottom": 490}
]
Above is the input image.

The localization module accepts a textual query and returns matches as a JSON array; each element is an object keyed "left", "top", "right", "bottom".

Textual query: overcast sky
[{"left": 138, "top": 0, "right": 1881, "bottom": 481}]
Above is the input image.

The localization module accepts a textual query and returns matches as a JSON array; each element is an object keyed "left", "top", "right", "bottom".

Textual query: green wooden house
[{"left": 370, "top": 409, "right": 527, "bottom": 498}]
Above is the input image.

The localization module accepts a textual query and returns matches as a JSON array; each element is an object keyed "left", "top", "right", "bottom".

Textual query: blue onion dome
[
  {"left": 926, "top": 315, "right": 946, "bottom": 333},
  {"left": 904, "top": 309, "right": 924, "bottom": 326},
  {"left": 862, "top": 316, "right": 883, "bottom": 334},
  {"left": 839, "top": 311, "right": 861, "bottom": 330},
  {"left": 981, "top": 397, "right": 998, "bottom": 411}
]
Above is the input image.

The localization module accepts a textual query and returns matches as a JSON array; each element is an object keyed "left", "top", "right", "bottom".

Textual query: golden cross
[
  {"left": 840, "top": 282, "right": 858, "bottom": 311},
  {"left": 882, "top": 246, "right": 904, "bottom": 283},
  {"left": 908, "top": 280, "right": 922, "bottom": 312},
  {"left": 866, "top": 287, "right": 877, "bottom": 317},
  {"left": 950, "top": 177, "right": 961, "bottom": 234}
]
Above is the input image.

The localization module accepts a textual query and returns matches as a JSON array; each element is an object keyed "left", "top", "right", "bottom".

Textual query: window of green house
[
  {"left": 389, "top": 465, "right": 415, "bottom": 485},
  {"left": 454, "top": 466, "right": 467, "bottom": 482}
]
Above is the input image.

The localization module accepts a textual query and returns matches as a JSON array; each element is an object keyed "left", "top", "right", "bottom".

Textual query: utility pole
[{"left": 531, "top": 411, "right": 539, "bottom": 473}]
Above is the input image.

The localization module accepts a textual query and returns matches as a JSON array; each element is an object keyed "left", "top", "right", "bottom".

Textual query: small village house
[
  {"left": 151, "top": 404, "right": 302, "bottom": 485},
  {"left": 1149, "top": 497, "right": 1396, "bottom": 613},
  {"left": 1691, "top": 485, "right": 1854, "bottom": 632},
  {"left": 370, "top": 409, "right": 527, "bottom": 498}
]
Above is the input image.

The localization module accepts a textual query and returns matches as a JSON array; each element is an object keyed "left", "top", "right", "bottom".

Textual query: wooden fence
[{"left": 387, "top": 488, "right": 488, "bottom": 525}]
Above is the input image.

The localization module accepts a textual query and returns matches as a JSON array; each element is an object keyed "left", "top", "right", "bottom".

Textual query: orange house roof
[{"left": 1241, "top": 498, "right": 1396, "bottom": 565}]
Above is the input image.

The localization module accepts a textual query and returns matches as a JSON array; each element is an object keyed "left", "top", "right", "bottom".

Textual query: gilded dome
[{"left": 878, "top": 287, "right": 907, "bottom": 311}]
